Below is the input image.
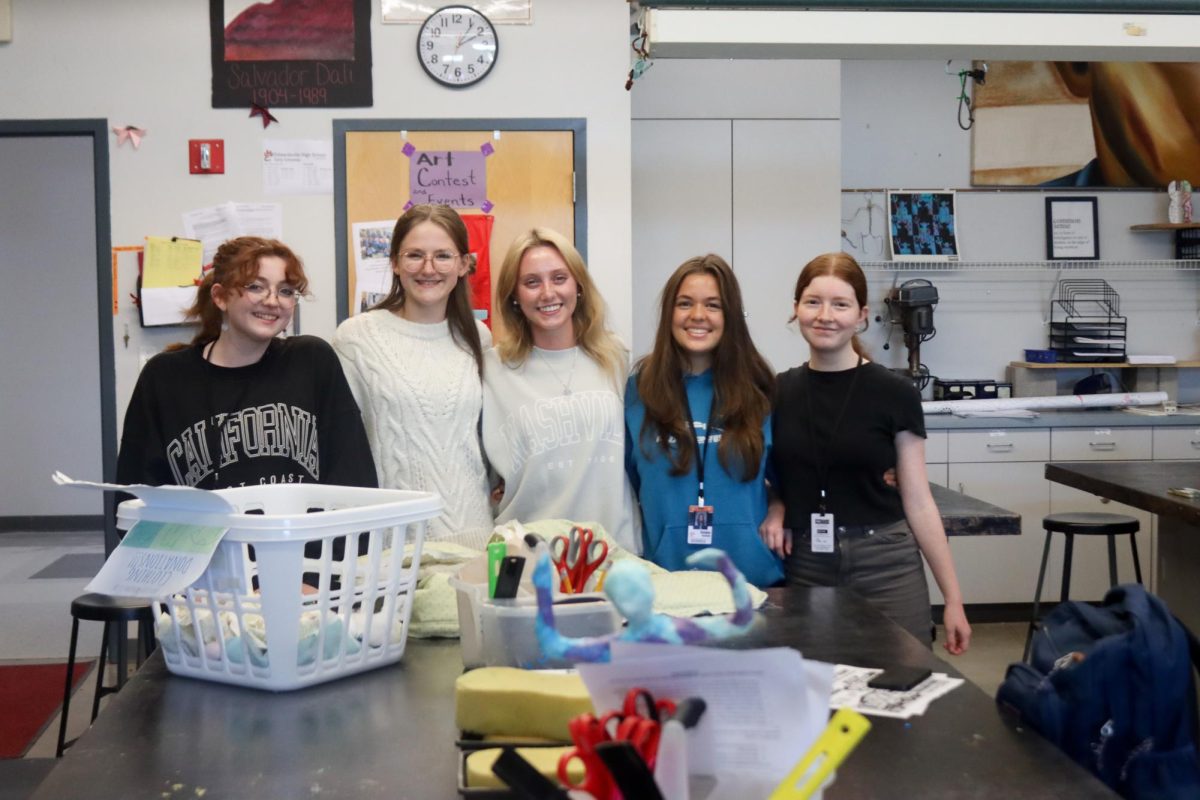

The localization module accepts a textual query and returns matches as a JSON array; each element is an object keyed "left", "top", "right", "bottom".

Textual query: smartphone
[{"left": 867, "top": 665, "right": 932, "bottom": 692}]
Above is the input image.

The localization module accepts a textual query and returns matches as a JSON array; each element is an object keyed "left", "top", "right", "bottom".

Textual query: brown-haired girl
[
  {"left": 483, "top": 228, "right": 638, "bottom": 552},
  {"left": 625, "top": 254, "right": 783, "bottom": 586},
  {"left": 116, "top": 236, "right": 375, "bottom": 492},
  {"left": 332, "top": 205, "right": 492, "bottom": 549},
  {"left": 764, "top": 252, "right": 971, "bottom": 653}
]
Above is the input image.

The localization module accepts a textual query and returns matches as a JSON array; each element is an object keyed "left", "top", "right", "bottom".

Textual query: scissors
[
  {"left": 550, "top": 526, "right": 609, "bottom": 592},
  {"left": 599, "top": 688, "right": 677, "bottom": 768},
  {"left": 557, "top": 713, "right": 614, "bottom": 799}
]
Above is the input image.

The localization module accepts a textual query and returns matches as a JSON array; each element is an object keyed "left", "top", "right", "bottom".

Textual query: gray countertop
[
  {"left": 925, "top": 409, "right": 1200, "bottom": 430},
  {"left": 932, "top": 483, "right": 1020, "bottom": 536},
  {"left": 1045, "top": 461, "right": 1200, "bottom": 526}
]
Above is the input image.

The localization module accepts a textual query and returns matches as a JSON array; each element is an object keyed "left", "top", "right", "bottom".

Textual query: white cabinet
[
  {"left": 948, "top": 429, "right": 1049, "bottom": 463},
  {"left": 942, "top": 459, "right": 1051, "bottom": 604},
  {"left": 1048, "top": 427, "right": 1154, "bottom": 597},
  {"left": 1152, "top": 427, "right": 1200, "bottom": 460},
  {"left": 1050, "top": 427, "right": 1152, "bottom": 462},
  {"left": 937, "top": 425, "right": 1162, "bottom": 607},
  {"left": 934, "top": 429, "right": 1051, "bottom": 604},
  {"left": 925, "top": 430, "right": 947, "bottom": 487}
]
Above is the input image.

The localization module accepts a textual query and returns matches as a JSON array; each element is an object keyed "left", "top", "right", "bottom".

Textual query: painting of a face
[{"left": 971, "top": 60, "right": 1200, "bottom": 188}]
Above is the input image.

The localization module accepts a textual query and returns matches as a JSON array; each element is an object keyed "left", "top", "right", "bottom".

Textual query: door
[
  {"left": 0, "top": 121, "right": 115, "bottom": 539},
  {"left": 335, "top": 120, "right": 584, "bottom": 328}
]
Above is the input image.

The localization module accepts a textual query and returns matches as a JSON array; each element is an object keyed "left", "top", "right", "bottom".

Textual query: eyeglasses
[
  {"left": 242, "top": 281, "right": 300, "bottom": 306},
  {"left": 398, "top": 249, "right": 460, "bottom": 271}
]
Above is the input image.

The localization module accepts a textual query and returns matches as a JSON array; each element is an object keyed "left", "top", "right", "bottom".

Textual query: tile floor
[{"left": 0, "top": 531, "right": 1030, "bottom": 783}]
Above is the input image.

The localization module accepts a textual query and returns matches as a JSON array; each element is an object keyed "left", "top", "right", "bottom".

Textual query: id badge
[
  {"left": 810, "top": 513, "right": 835, "bottom": 553},
  {"left": 688, "top": 504, "right": 714, "bottom": 545}
]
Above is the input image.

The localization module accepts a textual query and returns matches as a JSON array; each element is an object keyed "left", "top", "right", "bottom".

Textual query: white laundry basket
[{"left": 116, "top": 483, "right": 441, "bottom": 691}]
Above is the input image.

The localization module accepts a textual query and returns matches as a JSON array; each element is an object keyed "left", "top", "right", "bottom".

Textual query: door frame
[
  {"left": 0, "top": 119, "right": 116, "bottom": 547},
  {"left": 332, "top": 117, "right": 587, "bottom": 323}
]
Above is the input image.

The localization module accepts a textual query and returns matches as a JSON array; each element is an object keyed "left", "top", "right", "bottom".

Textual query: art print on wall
[
  {"left": 211, "top": 0, "right": 373, "bottom": 108},
  {"left": 971, "top": 60, "right": 1200, "bottom": 188},
  {"left": 887, "top": 191, "right": 959, "bottom": 261}
]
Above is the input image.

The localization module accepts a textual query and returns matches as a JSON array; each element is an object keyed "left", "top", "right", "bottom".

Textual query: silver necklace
[{"left": 535, "top": 347, "right": 578, "bottom": 396}]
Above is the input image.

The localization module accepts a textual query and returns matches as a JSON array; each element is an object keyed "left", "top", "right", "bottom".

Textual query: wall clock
[{"left": 418, "top": 5, "right": 498, "bottom": 88}]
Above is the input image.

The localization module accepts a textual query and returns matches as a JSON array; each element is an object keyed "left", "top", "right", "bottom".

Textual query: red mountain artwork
[{"left": 224, "top": 0, "right": 354, "bottom": 61}]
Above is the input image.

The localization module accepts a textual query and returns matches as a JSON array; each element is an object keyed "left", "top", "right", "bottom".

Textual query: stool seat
[
  {"left": 70, "top": 593, "right": 156, "bottom": 623},
  {"left": 1043, "top": 512, "right": 1140, "bottom": 536},
  {"left": 1023, "top": 511, "right": 1143, "bottom": 662},
  {"left": 56, "top": 593, "right": 156, "bottom": 757}
]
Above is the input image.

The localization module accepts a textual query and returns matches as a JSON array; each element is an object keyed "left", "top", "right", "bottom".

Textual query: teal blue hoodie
[{"left": 624, "top": 370, "right": 784, "bottom": 587}]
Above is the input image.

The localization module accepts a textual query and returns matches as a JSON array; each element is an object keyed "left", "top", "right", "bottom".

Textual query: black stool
[
  {"left": 55, "top": 593, "right": 156, "bottom": 757},
  {"left": 1023, "top": 512, "right": 1142, "bottom": 662}
]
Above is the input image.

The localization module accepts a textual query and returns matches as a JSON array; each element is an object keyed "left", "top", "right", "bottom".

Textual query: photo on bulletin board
[
  {"left": 1046, "top": 196, "right": 1099, "bottom": 260},
  {"left": 210, "top": 0, "right": 373, "bottom": 108},
  {"left": 887, "top": 191, "right": 959, "bottom": 261}
]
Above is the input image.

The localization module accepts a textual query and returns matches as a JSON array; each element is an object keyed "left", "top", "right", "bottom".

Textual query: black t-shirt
[
  {"left": 116, "top": 336, "right": 377, "bottom": 491},
  {"left": 771, "top": 361, "right": 925, "bottom": 527}
]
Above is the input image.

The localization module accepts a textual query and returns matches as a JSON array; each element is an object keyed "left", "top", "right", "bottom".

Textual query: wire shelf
[{"left": 860, "top": 260, "right": 1200, "bottom": 272}]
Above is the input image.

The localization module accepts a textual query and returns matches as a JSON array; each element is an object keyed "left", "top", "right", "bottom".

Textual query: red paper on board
[{"left": 462, "top": 214, "right": 494, "bottom": 328}]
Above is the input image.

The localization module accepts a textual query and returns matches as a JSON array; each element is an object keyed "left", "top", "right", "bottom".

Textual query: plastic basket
[{"left": 116, "top": 483, "right": 441, "bottom": 691}]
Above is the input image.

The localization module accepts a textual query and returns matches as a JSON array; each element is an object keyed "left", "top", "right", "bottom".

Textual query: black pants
[{"left": 787, "top": 518, "right": 933, "bottom": 647}]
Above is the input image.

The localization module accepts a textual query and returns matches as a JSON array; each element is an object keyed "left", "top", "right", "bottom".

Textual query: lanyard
[
  {"left": 681, "top": 379, "right": 715, "bottom": 505},
  {"left": 802, "top": 356, "right": 863, "bottom": 513}
]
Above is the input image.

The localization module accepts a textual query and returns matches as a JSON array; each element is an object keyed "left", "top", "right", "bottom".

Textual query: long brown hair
[
  {"left": 372, "top": 204, "right": 484, "bottom": 376},
  {"left": 494, "top": 228, "right": 625, "bottom": 388},
  {"left": 169, "top": 237, "right": 307, "bottom": 352},
  {"left": 790, "top": 252, "right": 870, "bottom": 358},
  {"left": 635, "top": 254, "right": 774, "bottom": 481}
]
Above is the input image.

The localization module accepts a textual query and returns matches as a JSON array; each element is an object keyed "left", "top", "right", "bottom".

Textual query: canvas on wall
[
  {"left": 211, "top": 0, "right": 373, "bottom": 108},
  {"left": 971, "top": 60, "right": 1200, "bottom": 188}
]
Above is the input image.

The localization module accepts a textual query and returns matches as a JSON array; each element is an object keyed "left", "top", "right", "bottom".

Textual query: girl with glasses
[
  {"left": 332, "top": 205, "right": 493, "bottom": 549},
  {"left": 764, "top": 252, "right": 970, "bottom": 654},
  {"left": 625, "top": 255, "right": 783, "bottom": 587},
  {"left": 116, "top": 236, "right": 376, "bottom": 493},
  {"left": 483, "top": 228, "right": 639, "bottom": 553}
]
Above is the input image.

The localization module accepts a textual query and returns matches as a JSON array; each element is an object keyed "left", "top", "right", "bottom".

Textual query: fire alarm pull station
[{"left": 189, "top": 139, "right": 224, "bottom": 174}]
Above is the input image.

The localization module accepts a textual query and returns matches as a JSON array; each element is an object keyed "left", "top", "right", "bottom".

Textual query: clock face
[{"left": 418, "top": 6, "right": 498, "bottom": 88}]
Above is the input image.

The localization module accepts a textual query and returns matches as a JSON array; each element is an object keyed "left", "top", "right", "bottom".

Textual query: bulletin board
[{"left": 333, "top": 118, "right": 586, "bottom": 324}]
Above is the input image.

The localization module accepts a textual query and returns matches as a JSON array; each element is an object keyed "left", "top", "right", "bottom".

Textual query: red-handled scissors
[
  {"left": 599, "top": 688, "right": 676, "bottom": 769},
  {"left": 550, "top": 526, "right": 608, "bottom": 592},
  {"left": 557, "top": 713, "right": 613, "bottom": 799}
]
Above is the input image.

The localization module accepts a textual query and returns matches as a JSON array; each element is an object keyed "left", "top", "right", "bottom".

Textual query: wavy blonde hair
[{"left": 494, "top": 228, "right": 626, "bottom": 388}]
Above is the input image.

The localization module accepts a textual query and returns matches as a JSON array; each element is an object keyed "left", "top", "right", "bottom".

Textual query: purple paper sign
[{"left": 409, "top": 150, "right": 487, "bottom": 209}]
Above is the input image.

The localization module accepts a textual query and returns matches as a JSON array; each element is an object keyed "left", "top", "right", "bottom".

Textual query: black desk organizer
[{"left": 1049, "top": 279, "right": 1127, "bottom": 363}]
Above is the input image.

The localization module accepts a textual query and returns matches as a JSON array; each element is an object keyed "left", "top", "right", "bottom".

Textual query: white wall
[
  {"left": 0, "top": 0, "right": 632, "bottom": 437},
  {"left": 841, "top": 60, "right": 1200, "bottom": 398},
  {"left": 631, "top": 59, "right": 842, "bottom": 370}
]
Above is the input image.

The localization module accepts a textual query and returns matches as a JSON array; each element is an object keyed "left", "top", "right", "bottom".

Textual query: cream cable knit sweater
[{"left": 333, "top": 310, "right": 493, "bottom": 550}]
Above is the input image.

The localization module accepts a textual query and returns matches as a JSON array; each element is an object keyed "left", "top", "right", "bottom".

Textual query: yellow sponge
[
  {"left": 464, "top": 746, "right": 582, "bottom": 788},
  {"left": 455, "top": 667, "right": 593, "bottom": 740}
]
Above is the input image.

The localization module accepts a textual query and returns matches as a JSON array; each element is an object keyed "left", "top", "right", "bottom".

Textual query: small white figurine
[{"left": 1169, "top": 180, "right": 1183, "bottom": 224}]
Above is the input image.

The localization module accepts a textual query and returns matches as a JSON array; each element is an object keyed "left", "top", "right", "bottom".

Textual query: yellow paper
[{"left": 143, "top": 236, "right": 202, "bottom": 289}]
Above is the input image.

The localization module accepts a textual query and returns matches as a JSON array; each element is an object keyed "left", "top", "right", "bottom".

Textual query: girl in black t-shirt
[{"left": 763, "top": 252, "right": 971, "bottom": 654}]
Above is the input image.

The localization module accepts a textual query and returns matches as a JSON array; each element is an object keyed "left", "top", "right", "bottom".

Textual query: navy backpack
[{"left": 996, "top": 584, "right": 1200, "bottom": 799}]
